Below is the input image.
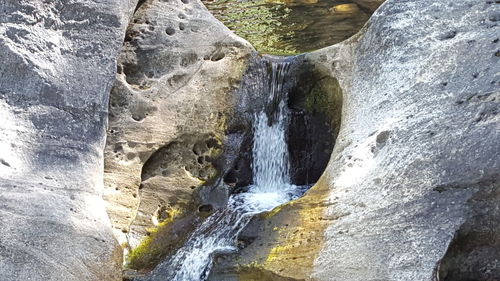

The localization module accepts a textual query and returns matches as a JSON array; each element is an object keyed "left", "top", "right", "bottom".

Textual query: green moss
[
  {"left": 304, "top": 76, "right": 342, "bottom": 120},
  {"left": 127, "top": 235, "right": 157, "bottom": 269},
  {"left": 126, "top": 208, "right": 185, "bottom": 271}
]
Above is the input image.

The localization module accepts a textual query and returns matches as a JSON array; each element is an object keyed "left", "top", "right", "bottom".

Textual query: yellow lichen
[
  {"left": 261, "top": 200, "right": 295, "bottom": 219},
  {"left": 260, "top": 175, "right": 331, "bottom": 279},
  {"left": 265, "top": 244, "right": 294, "bottom": 263},
  {"left": 126, "top": 207, "right": 183, "bottom": 270}
]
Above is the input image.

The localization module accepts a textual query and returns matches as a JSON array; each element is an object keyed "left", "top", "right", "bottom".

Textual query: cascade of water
[
  {"left": 252, "top": 62, "right": 291, "bottom": 192},
  {"left": 140, "top": 59, "right": 306, "bottom": 281}
]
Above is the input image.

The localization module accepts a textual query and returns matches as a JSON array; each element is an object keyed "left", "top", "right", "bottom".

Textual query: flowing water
[{"left": 141, "top": 60, "right": 306, "bottom": 281}]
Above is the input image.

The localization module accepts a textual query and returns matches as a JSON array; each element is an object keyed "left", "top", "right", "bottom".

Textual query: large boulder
[
  {"left": 0, "top": 0, "right": 136, "bottom": 280},
  {"left": 102, "top": 0, "right": 254, "bottom": 271},
  {"left": 310, "top": 1, "right": 499, "bottom": 279},
  {"left": 210, "top": 0, "right": 500, "bottom": 280}
]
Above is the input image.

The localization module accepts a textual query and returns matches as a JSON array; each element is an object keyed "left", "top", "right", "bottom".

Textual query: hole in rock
[
  {"left": 198, "top": 204, "right": 213, "bottom": 213},
  {"left": 210, "top": 52, "right": 225, "bottom": 62},
  {"left": 165, "top": 27, "right": 176, "bottom": 36}
]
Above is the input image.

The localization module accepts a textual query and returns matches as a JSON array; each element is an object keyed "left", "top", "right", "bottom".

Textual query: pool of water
[{"left": 202, "top": 0, "right": 372, "bottom": 55}]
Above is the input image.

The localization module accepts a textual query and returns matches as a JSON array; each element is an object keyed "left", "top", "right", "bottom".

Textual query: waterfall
[
  {"left": 252, "top": 62, "right": 291, "bottom": 192},
  {"left": 140, "top": 59, "right": 306, "bottom": 281}
]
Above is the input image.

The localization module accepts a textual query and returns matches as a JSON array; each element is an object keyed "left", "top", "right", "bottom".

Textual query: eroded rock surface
[
  {"left": 209, "top": 0, "right": 500, "bottom": 280},
  {"left": 310, "top": 1, "right": 499, "bottom": 279},
  {"left": 102, "top": 0, "right": 254, "bottom": 270},
  {"left": 0, "top": 0, "right": 135, "bottom": 280}
]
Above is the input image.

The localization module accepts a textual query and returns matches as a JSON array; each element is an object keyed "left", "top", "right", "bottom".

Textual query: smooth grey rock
[
  {"left": 308, "top": 0, "right": 500, "bottom": 280},
  {"left": 0, "top": 0, "right": 136, "bottom": 280}
]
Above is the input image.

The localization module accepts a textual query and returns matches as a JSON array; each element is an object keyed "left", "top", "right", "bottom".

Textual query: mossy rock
[{"left": 126, "top": 209, "right": 198, "bottom": 272}]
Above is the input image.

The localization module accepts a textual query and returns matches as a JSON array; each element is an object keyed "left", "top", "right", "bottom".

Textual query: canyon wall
[
  {"left": 310, "top": 0, "right": 500, "bottom": 280},
  {"left": 1, "top": 0, "right": 498, "bottom": 280}
]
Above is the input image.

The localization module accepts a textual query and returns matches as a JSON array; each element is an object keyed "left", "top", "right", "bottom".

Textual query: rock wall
[
  {"left": 2, "top": 0, "right": 498, "bottom": 280},
  {"left": 210, "top": 0, "right": 500, "bottom": 280},
  {"left": 310, "top": 1, "right": 499, "bottom": 280},
  {"left": 102, "top": 0, "right": 254, "bottom": 271},
  {"left": 0, "top": 0, "right": 136, "bottom": 280}
]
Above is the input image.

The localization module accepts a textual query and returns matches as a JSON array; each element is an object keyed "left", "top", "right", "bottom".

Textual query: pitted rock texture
[
  {"left": 102, "top": 0, "right": 254, "bottom": 266},
  {"left": 209, "top": 0, "right": 500, "bottom": 280},
  {"left": 0, "top": 0, "right": 135, "bottom": 280}
]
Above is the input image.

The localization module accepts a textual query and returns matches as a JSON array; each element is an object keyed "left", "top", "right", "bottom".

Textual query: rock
[
  {"left": 209, "top": 0, "right": 500, "bottom": 280},
  {"left": 309, "top": 1, "right": 500, "bottom": 279},
  {"left": 102, "top": 0, "right": 254, "bottom": 271},
  {"left": 0, "top": 0, "right": 135, "bottom": 280}
]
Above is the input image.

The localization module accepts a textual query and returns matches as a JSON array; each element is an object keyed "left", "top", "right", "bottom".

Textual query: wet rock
[
  {"left": 0, "top": 0, "right": 134, "bottom": 280},
  {"left": 286, "top": 61, "right": 342, "bottom": 185}
]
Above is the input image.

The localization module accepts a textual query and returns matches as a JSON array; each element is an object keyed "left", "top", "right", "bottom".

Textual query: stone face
[
  {"left": 209, "top": 0, "right": 500, "bottom": 280},
  {"left": 311, "top": 0, "right": 500, "bottom": 280},
  {"left": 0, "top": 0, "right": 135, "bottom": 280},
  {"left": 309, "top": 0, "right": 500, "bottom": 280},
  {"left": 102, "top": 0, "right": 254, "bottom": 269}
]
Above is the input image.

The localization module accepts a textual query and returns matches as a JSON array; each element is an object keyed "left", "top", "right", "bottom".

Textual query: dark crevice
[
  {"left": 286, "top": 60, "right": 342, "bottom": 185},
  {"left": 438, "top": 175, "right": 500, "bottom": 281},
  {"left": 134, "top": 0, "right": 147, "bottom": 13}
]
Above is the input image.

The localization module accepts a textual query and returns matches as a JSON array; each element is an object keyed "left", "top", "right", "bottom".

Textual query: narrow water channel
[{"left": 139, "top": 58, "right": 309, "bottom": 281}]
